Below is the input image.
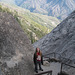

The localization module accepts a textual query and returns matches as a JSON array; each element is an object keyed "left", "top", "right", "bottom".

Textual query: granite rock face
[
  {"left": 33, "top": 11, "right": 75, "bottom": 62},
  {"left": 0, "top": 12, "right": 34, "bottom": 75}
]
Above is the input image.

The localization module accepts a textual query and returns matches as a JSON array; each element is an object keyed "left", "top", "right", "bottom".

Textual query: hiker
[{"left": 33, "top": 47, "right": 43, "bottom": 73}]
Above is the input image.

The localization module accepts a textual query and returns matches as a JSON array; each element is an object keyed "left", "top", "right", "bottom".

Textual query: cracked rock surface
[
  {"left": 0, "top": 12, "right": 34, "bottom": 75},
  {"left": 33, "top": 11, "right": 75, "bottom": 63}
]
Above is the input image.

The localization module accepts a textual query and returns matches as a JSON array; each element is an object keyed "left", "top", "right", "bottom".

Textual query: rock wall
[
  {"left": 33, "top": 11, "right": 75, "bottom": 62},
  {"left": 0, "top": 12, "right": 34, "bottom": 75}
]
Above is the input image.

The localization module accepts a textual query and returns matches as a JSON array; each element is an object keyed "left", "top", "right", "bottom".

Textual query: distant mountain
[
  {"left": 0, "top": 0, "right": 15, "bottom": 5},
  {"left": 0, "top": 0, "right": 75, "bottom": 20},
  {"left": 15, "top": 0, "right": 75, "bottom": 20}
]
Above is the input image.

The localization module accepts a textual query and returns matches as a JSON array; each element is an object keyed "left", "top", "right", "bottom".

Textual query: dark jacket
[{"left": 33, "top": 52, "right": 43, "bottom": 65}]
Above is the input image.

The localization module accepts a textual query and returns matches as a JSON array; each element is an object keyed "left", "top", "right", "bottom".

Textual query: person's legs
[
  {"left": 35, "top": 61, "right": 38, "bottom": 73},
  {"left": 38, "top": 61, "right": 43, "bottom": 71}
]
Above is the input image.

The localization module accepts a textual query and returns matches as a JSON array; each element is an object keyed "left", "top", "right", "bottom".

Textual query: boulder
[{"left": 0, "top": 12, "right": 34, "bottom": 75}]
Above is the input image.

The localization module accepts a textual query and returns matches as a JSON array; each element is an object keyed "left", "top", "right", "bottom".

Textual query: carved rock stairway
[
  {"left": 34, "top": 62, "right": 61, "bottom": 75},
  {"left": 34, "top": 52, "right": 75, "bottom": 75}
]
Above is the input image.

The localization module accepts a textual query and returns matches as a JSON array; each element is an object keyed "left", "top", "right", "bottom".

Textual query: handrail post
[
  {"left": 34, "top": 70, "right": 52, "bottom": 75},
  {"left": 49, "top": 58, "right": 50, "bottom": 63},
  {"left": 50, "top": 71, "right": 52, "bottom": 75},
  {"left": 60, "top": 63, "right": 63, "bottom": 73},
  {"left": 54, "top": 52, "right": 56, "bottom": 58},
  {"left": 0, "top": 66, "right": 2, "bottom": 75}
]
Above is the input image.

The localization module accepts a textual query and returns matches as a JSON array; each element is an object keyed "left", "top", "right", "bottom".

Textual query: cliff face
[
  {"left": 0, "top": 12, "right": 34, "bottom": 75},
  {"left": 33, "top": 10, "right": 75, "bottom": 62}
]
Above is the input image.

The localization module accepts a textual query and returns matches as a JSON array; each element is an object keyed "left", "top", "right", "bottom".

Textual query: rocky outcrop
[
  {"left": 33, "top": 10, "right": 75, "bottom": 63},
  {"left": 0, "top": 12, "right": 34, "bottom": 75}
]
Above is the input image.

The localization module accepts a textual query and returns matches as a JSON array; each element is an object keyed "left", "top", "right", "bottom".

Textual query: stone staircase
[
  {"left": 34, "top": 62, "right": 61, "bottom": 75},
  {"left": 34, "top": 52, "right": 75, "bottom": 75}
]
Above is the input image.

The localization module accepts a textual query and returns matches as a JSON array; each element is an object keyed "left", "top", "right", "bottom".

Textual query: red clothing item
[{"left": 36, "top": 52, "right": 41, "bottom": 61}]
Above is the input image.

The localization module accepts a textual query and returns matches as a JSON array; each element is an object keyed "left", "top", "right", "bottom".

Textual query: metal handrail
[
  {"left": 43, "top": 52, "right": 75, "bottom": 72},
  {"left": 60, "top": 62, "right": 75, "bottom": 73},
  {"left": 43, "top": 52, "right": 73, "bottom": 62},
  {"left": 61, "top": 62, "right": 75, "bottom": 68},
  {"left": 35, "top": 70, "right": 52, "bottom": 75}
]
